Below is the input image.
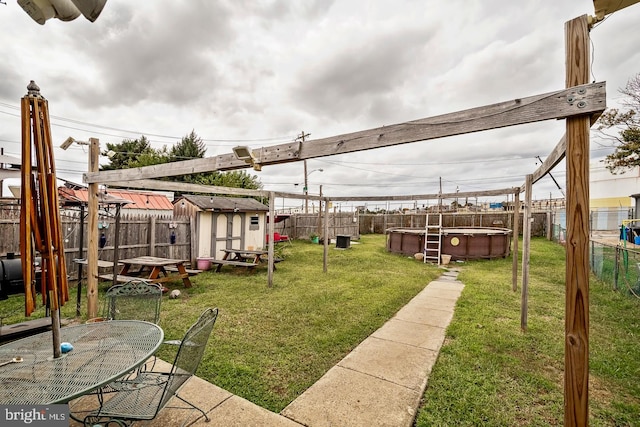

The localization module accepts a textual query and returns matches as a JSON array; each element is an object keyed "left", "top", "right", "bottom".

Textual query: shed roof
[{"left": 178, "top": 195, "right": 268, "bottom": 212}]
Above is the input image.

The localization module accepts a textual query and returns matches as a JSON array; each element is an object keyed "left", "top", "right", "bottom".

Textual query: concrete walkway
[{"left": 69, "top": 270, "right": 464, "bottom": 426}]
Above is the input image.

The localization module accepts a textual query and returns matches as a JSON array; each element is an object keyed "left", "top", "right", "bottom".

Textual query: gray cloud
[{"left": 291, "top": 26, "right": 438, "bottom": 124}]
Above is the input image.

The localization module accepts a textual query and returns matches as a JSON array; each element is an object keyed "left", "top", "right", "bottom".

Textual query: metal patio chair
[
  {"left": 81, "top": 307, "right": 219, "bottom": 427},
  {"left": 100, "top": 280, "right": 163, "bottom": 324}
]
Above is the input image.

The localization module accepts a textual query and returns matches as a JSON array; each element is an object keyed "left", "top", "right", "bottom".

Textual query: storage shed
[{"left": 173, "top": 195, "right": 269, "bottom": 260}]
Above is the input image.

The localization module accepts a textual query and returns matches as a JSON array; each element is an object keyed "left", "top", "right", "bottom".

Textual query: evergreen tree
[
  {"left": 101, "top": 136, "right": 162, "bottom": 170},
  {"left": 101, "top": 130, "right": 262, "bottom": 193}
]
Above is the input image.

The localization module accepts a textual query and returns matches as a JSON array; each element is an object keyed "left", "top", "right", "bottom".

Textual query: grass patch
[{"left": 415, "top": 237, "right": 640, "bottom": 426}]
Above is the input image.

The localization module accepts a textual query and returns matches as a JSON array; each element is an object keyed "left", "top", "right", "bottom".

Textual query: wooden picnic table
[
  {"left": 98, "top": 256, "right": 192, "bottom": 288},
  {"left": 206, "top": 248, "right": 270, "bottom": 272}
]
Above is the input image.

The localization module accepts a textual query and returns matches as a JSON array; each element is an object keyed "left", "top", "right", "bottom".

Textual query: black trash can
[{"left": 336, "top": 235, "right": 351, "bottom": 249}]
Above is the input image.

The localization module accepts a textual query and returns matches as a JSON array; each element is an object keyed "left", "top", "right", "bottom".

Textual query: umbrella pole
[{"left": 50, "top": 291, "right": 61, "bottom": 358}]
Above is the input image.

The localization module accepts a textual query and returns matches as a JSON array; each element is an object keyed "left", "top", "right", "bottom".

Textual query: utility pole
[
  {"left": 438, "top": 177, "right": 443, "bottom": 213},
  {"left": 297, "top": 131, "right": 311, "bottom": 213}
]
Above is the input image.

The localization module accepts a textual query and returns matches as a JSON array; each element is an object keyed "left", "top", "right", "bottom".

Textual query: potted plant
[{"left": 309, "top": 233, "right": 319, "bottom": 244}]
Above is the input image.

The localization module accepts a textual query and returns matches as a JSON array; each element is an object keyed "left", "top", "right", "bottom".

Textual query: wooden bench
[
  {"left": 207, "top": 259, "right": 258, "bottom": 272},
  {"left": 98, "top": 274, "right": 153, "bottom": 284},
  {"left": 0, "top": 318, "right": 52, "bottom": 343},
  {"left": 164, "top": 266, "right": 201, "bottom": 275}
]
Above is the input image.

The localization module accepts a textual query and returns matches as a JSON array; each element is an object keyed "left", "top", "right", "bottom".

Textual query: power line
[{"left": 0, "top": 102, "right": 297, "bottom": 145}]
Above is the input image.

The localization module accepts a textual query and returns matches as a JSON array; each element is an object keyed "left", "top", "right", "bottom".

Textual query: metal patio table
[{"left": 0, "top": 320, "right": 163, "bottom": 404}]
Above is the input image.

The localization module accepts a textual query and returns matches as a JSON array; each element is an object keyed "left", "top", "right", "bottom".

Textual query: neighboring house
[
  {"left": 590, "top": 163, "right": 640, "bottom": 209},
  {"left": 590, "top": 163, "right": 639, "bottom": 230},
  {"left": 173, "top": 195, "right": 269, "bottom": 260},
  {"left": 58, "top": 184, "right": 174, "bottom": 217}
]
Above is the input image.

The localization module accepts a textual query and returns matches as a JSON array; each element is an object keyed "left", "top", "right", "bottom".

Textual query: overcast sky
[{"left": 1, "top": 0, "right": 639, "bottom": 211}]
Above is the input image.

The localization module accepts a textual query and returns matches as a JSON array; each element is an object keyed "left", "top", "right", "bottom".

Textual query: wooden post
[
  {"left": 521, "top": 175, "right": 532, "bottom": 331},
  {"left": 512, "top": 190, "right": 520, "bottom": 292},
  {"left": 614, "top": 246, "right": 619, "bottom": 291},
  {"left": 564, "top": 15, "right": 590, "bottom": 426},
  {"left": 75, "top": 205, "right": 85, "bottom": 317},
  {"left": 268, "top": 192, "right": 275, "bottom": 287},
  {"left": 87, "top": 138, "right": 100, "bottom": 319},
  {"left": 317, "top": 185, "right": 323, "bottom": 237},
  {"left": 112, "top": 204, "right": 121, "bottom": 288},
  {"left": 149, "top": 216, "right": 156, "bottom": 257},
  {"left": 304, "top": 159, "right": 309, "bottom": 214},
  {"left": 323, "top": 196, "right": 329, "bottom": 273}
]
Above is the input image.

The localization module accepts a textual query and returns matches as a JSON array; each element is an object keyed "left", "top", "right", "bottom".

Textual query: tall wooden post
[
  {"left": 317, "top": 185, "right": 323, "bottom": 237},
  {"left": 511, "top": 190, "right": 520, "bottom": 291},
  {"left": 323, "top": 196, "right": 329, "bottom": 273},
  {"left": 304, "top": 159, "right": 309, "bottom": 214},
  {"left": 521, "top": 175, "right": 532, "bottom": 331},
  {"left": 75, "top": 204, "right": 85, "bottom": 317},
  {"left": 87, "top": 138, "right": 100, "bottom": 318},
  {"left": 564, "top": 15, "right": 590, "bottom": 426},
  {"left": 268, "top": 191, "right": 275, "bottom": 287}
]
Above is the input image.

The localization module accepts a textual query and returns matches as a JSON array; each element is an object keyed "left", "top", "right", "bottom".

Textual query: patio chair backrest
[
  {"left": 159, "top": 307, "right": 219, "bottom": 409},
  {"left": 103, "top": 280, "right": 163, "bottom": 324}
]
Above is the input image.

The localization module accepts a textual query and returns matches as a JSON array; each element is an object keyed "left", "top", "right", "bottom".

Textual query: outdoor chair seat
[
  {"left": 266, "top": 231, "right": 291, "bottom": 245},
  {"left": 79, "top": 307, "right": 219, "bottom": 427}
]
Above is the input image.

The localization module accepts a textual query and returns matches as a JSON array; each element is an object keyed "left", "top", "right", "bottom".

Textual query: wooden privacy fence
[
  {"left": 0, "top": 206, "right": 193, "bottom": 279},
  {"left": 282, "top": 212, "right": 360, "bottom": 240}
]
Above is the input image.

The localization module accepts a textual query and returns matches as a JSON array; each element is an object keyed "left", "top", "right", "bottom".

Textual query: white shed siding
[{"left": 198, "top": 211, "right": 213, "bottom": 257}]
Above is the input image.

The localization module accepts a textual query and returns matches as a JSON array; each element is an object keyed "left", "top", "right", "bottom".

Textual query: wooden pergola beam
[
  {"left": 85, "top": 83, "right": 605, "bottom": 185},
  {"left": 329, "top": 188, "right": 520, "bottom": 202}
]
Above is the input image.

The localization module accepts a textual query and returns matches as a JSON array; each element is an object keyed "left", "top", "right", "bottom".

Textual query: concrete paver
[
  {"left": 371, "top": 318, "right": 446, "bottom": 351},
  {"left": 69, "top": 270, "right": 464, "bottom": 426},
  {"left": 281, "top": 366, "right": 422, "bottom": 427}
]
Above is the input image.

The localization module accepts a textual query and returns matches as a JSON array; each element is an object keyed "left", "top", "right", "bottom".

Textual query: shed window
[{"left": 249, "top": 215, "right": 260, "bottom": 230}]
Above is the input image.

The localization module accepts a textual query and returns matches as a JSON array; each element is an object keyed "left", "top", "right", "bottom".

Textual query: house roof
[
  {"left": 178, "top": 195, "right": 268, "bottom": 212},
  {"left": 59, "top": 187, "right": 174, "bottom": 210}
]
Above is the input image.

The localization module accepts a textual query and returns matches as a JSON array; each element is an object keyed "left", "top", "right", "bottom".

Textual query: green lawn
[
  {"left": 416, "top": 237, "right": 640, "bottom": 426},
  {"left": 2, "top": 235, "right": 638, "bottom": 424}
]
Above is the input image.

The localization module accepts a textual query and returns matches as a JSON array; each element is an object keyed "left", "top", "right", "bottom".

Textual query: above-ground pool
[{"left": 387, "top": 227, "right": 512, "bottom": 261}]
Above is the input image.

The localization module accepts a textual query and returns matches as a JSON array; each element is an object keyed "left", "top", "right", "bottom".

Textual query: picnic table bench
[
  {"left": 205, "top": 248, "right": 271, "bottom": 272},
  {"left": 97, "top": 274, "right": 153, "bottom": 283},
  {"left": 209, "top": 259, "right": 259, "bottom": 272},
  {"left": 163, "top": 266, "right": 201, "bottom": 275}
]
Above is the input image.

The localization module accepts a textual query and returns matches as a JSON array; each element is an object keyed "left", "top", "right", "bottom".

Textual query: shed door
[{"left": 212, "top": 213, "right": 246, "bottom": 258}]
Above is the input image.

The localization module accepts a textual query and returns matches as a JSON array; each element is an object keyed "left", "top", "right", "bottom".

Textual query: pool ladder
[{"left": 424, "top": 214, "right": 442, "bottom": 265}]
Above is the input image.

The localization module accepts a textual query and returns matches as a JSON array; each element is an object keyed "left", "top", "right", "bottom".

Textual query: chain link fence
[{"left": 590, "top": 239, "right": 640, "bottom": 297}]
